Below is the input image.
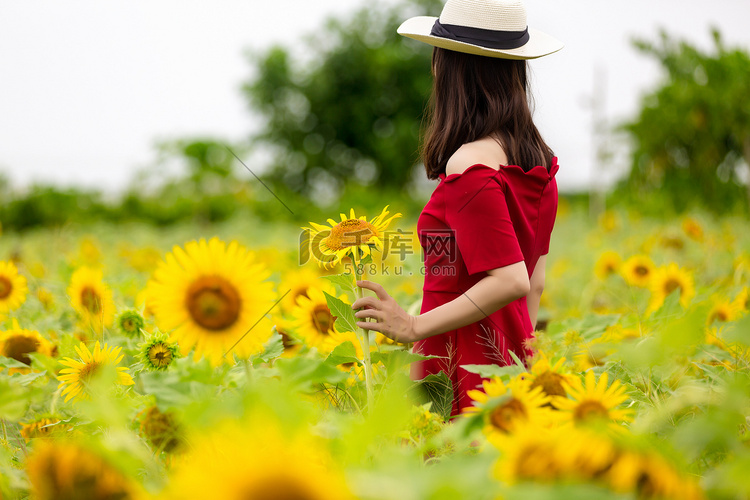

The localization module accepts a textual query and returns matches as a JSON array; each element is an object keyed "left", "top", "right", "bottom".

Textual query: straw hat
[{"left": 397, "top": 0, "right": 563, "bottom": 60}]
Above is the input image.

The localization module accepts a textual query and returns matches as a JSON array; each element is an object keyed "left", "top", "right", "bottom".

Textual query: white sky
[{"left": 1, "top": 0, "right": 749, "bottom": 194}]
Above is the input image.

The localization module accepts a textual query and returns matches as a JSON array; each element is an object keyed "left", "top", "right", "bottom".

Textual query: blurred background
[{"left": 1, "top": 0, "right": 749, "bottom": 230}]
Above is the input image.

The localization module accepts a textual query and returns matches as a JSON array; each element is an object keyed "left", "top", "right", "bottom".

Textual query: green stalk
[{"left": 356, "top": 261, "right": 375, "bottom": 412}]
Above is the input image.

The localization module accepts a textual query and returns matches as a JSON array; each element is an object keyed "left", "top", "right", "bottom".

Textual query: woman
[{"left": 351, "top": 0, "right": 563, "bottom": 416}]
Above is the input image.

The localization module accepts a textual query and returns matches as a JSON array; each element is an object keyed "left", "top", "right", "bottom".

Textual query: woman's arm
[
  {"left": 526, "top": 254, "right": 547, "bottom": 330},
  {"left": 352, "top": 260, "right": 530, "bottom": 344}
]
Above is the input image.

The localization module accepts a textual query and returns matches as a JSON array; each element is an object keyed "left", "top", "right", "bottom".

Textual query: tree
[
  {"left": 620, "top": 29, "right": 750, "bottom": 213},
  {"left": 242, "top": 0, "right": 442, "bottom": 196}
]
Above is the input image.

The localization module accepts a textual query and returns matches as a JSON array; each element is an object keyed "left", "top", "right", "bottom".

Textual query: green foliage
[
  {"left": 619, "top": 28, "right": 750, "bottom": 213},
  {"left": 411, "top": 371, "right": 454, "bottom": 421},
  {"left": 323, "top": 290, "right": 359, "bottom": 334},
  {"left": 243, "top": 0, "right": 441, "bottom": 195}
]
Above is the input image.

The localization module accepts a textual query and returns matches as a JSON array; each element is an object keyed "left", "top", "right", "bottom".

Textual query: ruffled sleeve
[{"left": 443, "top": 165, "right": 525, "bottom": 275}]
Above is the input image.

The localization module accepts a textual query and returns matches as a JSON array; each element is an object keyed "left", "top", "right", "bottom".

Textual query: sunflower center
[
  {"left": 663, "top": 279, "right": 682, "bottom": 295},
  {"left": 324, "top": 219, "right": 377, "bottom": 251},
  {"left": 79, "top": 361, "right": 101, "bottom": 383},
  {"left": 80, "top": 287, "right": 102, "bottom": 314},
  {"left": 489, "top": 397, "right": 528, "bottom": 433},
  {"left": 0, "top": 276, "right": 12, "bottom": 299},
  {"left": 3, "top": 335, "right": 39, "bottom": 365},
  {"left": 292, "top": 287, "right": 310, "bottom": 304},
  {"left": 242, "top": 477, "right": 318, "bottom": 500},
  {"left": 122, "top": 318, "right": 137, "bottom": 333},
  {"left": 634, "top": 265, "right": 649, "bottom": 277},
  {"left": 185, "top": 276, "right": 242, "bottom": 331},
  {"left": 279, "top": 330, "right": 296, "bottom": 350},
  {"left": 709, "top": 309, "right": 729, "bottom": 323},
  {"left": 311, "top": 305, "right": 336, "bottom": 335},
  {"left": 140, "top": 406, "right": 182, "bottom": 453},
  {"left": 573, "top": 400, "right": 610, "bottom": 422},
  {"left": 531, "top": 371, "right": 567, "bottom": 398},
  {"left": 148, "top": 343, "right": 173, "bottom": 367}
]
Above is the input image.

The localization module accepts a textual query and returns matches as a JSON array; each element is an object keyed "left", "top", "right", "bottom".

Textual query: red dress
[{"left": 412, "top": 157, "right": 560, "bottom": 417}]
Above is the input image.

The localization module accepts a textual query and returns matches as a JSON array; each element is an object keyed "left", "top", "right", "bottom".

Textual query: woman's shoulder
[{"left": 445, "top": 136, "right": 507, "bottom": 177}]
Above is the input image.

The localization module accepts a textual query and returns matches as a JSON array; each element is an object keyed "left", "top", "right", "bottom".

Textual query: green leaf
[
  {"left": 139, "top": 371, "right": 195, "bottom": 410},
  {"left": 0, "top": 355, "right": 31, "bottom": 369},
  {"left": 323, "top": 291, "right": 358, "bottom": 334},
  {"left": 371, "top": 349, "right": 433, "bottom": 375},
  {"left": 275, "top": 356, "right": 348, "bottom": 390},
  {"left": 9, "top": 370, "right": 48, "bottom": 386},
  {"left": 508, "top": 350, "right": 526, "bottom": 368},
  {"left": 0, "top": 378, "right": 32, "bottom": 420},
  {"left": 252, "top": 331, "right": 285, "bottom": 366},
  {"left": 723, "top": 312, "right": 750, "bottom": 346},
  {"left": 410, "top": 371, "right": 453, "bottom": 421},
  {"left": 460, "top": 363, "right": 524, "bottom": 380},
  {"left": 325, "top": 341, "right": 361, "bottom": 366},
  {"left": 321, "top": 273, "right": 356, "bottom": 294}
]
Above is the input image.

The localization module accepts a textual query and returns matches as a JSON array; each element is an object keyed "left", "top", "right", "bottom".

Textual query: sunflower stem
[
  {"left": 356, "top": 264, "right": 375, "bottom": 413},
  {"left": 1, "top": 419, "right": 7, "bottom": 442}
]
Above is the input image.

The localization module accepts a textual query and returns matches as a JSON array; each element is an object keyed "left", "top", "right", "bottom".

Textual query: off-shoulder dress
[{"left": 413, "top": 157, "right": 560, "bottom": 416}]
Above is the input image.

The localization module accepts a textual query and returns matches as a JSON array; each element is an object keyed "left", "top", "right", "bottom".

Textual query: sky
[{"left": 1, "top": 0, "right": 749, "bottom": 194}]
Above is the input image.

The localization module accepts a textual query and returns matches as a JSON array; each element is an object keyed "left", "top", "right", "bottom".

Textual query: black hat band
[{"left": 430, "top": 19, "right": 529, "bottom": 50}]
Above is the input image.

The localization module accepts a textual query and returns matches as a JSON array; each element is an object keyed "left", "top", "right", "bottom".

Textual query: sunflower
[
  {"left": 658, "top": 233, "right": 685, "bottom": 251},
  {"left": 0, "top": 320, "right": 56, "bottom": 375},
  {"left": 135, "top": 287, "right": 156, "bottom": 319},
  {"left": 19, "top": 417, "right": 71, "bottom": 441},
  {"left": 553, "top": 371, "right": 633, "bottom": 428},
  {"left": 146, "top": 237, "right": 276, "bottom": 367},
  {"left": 562, "top": 329, "right": 584, "bottom": 347},
  {"left": 598, "top": 210, "right": 619, "bottom": 232},
  {"left": 600, "top": 324, "right": 644, "bottom": 342},
  {"left": 136, "top": 405, "right": 185, "bottom": 454},
  {"left": 465, "top": 375, "right": 552, "bottom": 437},
  {"left": 278, "top": 266, "right": 325, "bottom": 314},
  {"left": 76, "top": 236, "right": 103, "bottom": 266},
  {"left": 56, "top": 341, "right": 134, "bottom": 403},
  {"left": 594, "top": 250, "right": 622, "bottom": 280},
  {"left": 647, "top": 263, "right": 695, "bottom": 314},
  {"left": 681, "top": 216, "right": 704, "bottom": 242},
  {"left": 573, "top": 340, "right": 613, "bottom": 371},
  {"left": 36, "top": 287, "right": 54, "bottom": 310},
  {"left": 0, "top": 260, "right": 28, "bottom": 314},
  {"left": 406, "top": 404, "right": 444, "bottom": 442},
  {"left": 116, "top": 309, "right": 146, "bottom": 337},
  {"left": 67, "top": 266, "right": 116, "bottom": 333},
  {"left": 491, "top": 425, "right": 560, "bottom": 483},
  {"left": 620, "top": 255, "right": 655, "bottom": 288},
  {"left": 706, "top": 297, "right": 742, "bottom": 325},
  {"left": 121, "top": 244, "right": 162, "bottom": 273},
  {"left": 732, "top": 287, "right": 749, "bottom": 313},
  {"left": 303, "top": 206, "right": 401, "bottom": 268},
  {"left": 607, "top": 451, "right": 705, "bottom": 500},
  {"left": 327, "top": 328, "right": 378, "bottom": 383},
  {"left": 290, "top": 284, "right": 352, "bottom": 355},
  {"left": 26, "top": 439, "right": 141, "bottom": 500},
  {"left": 521, "top": 352, "right": 576, "bottom": 400},
  {"left": 164, "top": 417, "right": 354, "bottom": 500},
  {"left": 271, "top": 318, "right": 302, "bottom": 358},
  {"left": 492, "top": 424, "right": 622, "bottom": 486},
  {"left": 376, "top": 331, "right": 409, "bottom": 347},
  {"left": 136, "top": 331, "right": 180, "bottom": 370}
]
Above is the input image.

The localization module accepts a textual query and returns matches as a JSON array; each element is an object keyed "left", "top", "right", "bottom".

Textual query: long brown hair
[{"left": 421, "top": 47, "right": 554, "bottom": 178}]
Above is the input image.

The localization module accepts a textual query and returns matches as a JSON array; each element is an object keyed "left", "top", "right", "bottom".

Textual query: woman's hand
[{"left": 351, "top": 280, "right": 419, "bottom": 344}]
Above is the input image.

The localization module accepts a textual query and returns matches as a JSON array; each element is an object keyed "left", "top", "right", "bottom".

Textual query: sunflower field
[{"left": 0, "top": 200, "right": 749, "bottom": 500}]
